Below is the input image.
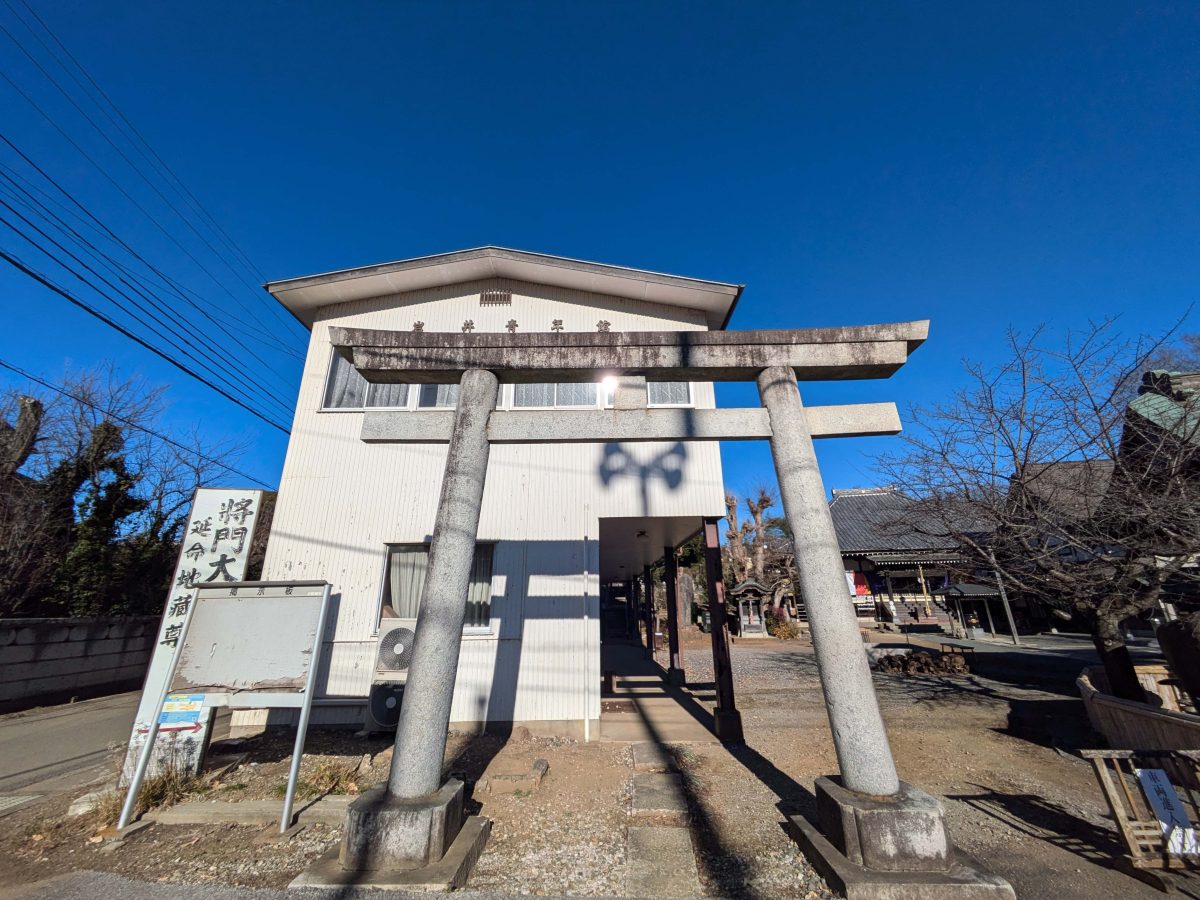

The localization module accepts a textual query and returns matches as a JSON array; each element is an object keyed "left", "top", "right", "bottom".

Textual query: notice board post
[{"left": 118, "top": 580, "right": 331, "bottom": 834}]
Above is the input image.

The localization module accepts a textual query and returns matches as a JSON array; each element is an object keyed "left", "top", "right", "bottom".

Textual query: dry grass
[
  {"left": 91, "top": 765, "right": 210, "bottom": 826},
  {"left": 274, "top": 760, "right": 361, "bottom": 799}
]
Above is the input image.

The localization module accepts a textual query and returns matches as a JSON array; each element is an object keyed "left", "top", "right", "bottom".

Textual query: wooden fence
[{"left": 1079, "top": 665, "right": 1200, "bottom": 751}]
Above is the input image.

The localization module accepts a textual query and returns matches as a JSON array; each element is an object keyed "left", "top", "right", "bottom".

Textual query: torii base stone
[{"left": 788, "top": 779, "right": 1015, "bottom": 899}]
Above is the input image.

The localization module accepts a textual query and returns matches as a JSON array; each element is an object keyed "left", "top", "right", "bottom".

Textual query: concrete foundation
[
  {"left": 295, "top": 815, "right": 491, "bottom": 892},
  {"left": 782, "top": 777, "right": 1014, "bottom": 899},
  {"left": 338, "top": 780, "right": 464, "bottom": 872},
  {"left": 712, "top": 708, "right": 744, "bottom": 743},
  {"left": 815, "top": 777, "right": 949, "bottom": 872},
  {"left": 788, "top": 812, "right": 1014, "bottom": 900}
]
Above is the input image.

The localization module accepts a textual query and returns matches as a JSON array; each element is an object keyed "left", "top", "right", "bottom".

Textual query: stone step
[
  {"left": 152, "top": 794, "right": 353, "bottom": 826},
  {"left": 632, "top": 741, "right": 675, "bottom": 773},
  {"left": 625, "top": 826, "right": 701, "bottom": 898},
  {"left": 631, "top": 772, "right": 688, "bottom": 823}
]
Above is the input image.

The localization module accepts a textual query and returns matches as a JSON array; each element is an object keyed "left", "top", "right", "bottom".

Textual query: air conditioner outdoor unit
[{"left": 366, "top": 620, "right": 417, "bottom": 731}]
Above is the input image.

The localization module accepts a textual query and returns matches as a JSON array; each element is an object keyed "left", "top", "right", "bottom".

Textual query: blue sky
[{"left": 1, "top": 1, "right": 1197, "bottom": 503}]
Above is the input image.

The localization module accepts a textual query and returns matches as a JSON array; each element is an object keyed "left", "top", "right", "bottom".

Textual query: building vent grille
[{"left": 480, "top": 289, "right": 512, "bottom": 306}]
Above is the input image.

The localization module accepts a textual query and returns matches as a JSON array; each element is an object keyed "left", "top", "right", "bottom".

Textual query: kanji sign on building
[{"left": 123, "top": 488, "right": 263, "bottom": 778}]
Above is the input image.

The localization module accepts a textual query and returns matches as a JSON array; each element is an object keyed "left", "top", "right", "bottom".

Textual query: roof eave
[{"left": 264, "top": 246, "right": 743, "bottom": 331}]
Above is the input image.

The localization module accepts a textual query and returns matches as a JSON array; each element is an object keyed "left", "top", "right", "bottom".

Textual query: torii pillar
[
  {"left": 318, "top": 323, "right": 1011, "bottom": 897},
  {"left": 337, "top": 368, "right": 498, "bottom": 874}
]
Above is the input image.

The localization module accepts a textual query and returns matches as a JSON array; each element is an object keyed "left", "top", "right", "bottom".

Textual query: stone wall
[{"left": 0, "top": 617, "right": 158, "bottom": 711}]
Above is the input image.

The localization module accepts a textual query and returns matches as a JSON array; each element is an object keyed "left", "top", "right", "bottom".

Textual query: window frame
[
  {"left": 320, "top": 347, "right": 424, "bottom": 412},
  {"left": 509, "top": 382, "right": 602, "bottom": 410},
  {"left": 375, "top": 541, "right": 497, "bottom": 637},
  {"left": 600, "top": 380, "right": 696, "bottom": 408},
  {"left": 647, "top": 381, "right": 694, "bottom": 408}
]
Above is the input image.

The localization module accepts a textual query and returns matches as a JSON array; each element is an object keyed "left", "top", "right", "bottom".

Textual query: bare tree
[
  {"left": 881, "top": 321, "right": 1200, "bottom": 701},
  {"left": 723, "top": 492, "right": 753, "bottom": 583},
  {"left": 0, "top": 364, "right": 250, "bottom": 617},
  {"left": 722, "top": 487, "right": 798, "bottom": 616}
]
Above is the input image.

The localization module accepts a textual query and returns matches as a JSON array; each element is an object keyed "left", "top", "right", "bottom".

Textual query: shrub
[{"left": 765, "top": 607, "right": 802, "bottom": 640}]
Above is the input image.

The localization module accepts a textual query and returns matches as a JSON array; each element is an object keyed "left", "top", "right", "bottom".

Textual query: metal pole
[
  {"left": 280, "top": 583, "right": 332, "bottom": 833},
  {"left": 643, "top": 565, "right": 656, "bottom": 659},
  {"left": 758, "top": 366, "right": 900, "bottom": 798},
  {"left": 988, "top": 550, "right": 1021, "bottom": 647},
  {"left": 387, "top": 368, "right": 498, "bottom": 799},
  {"left": 117, "top": 593, "right": 202, "bottom": 831},
  {"left": 663, "top": 546, "right": 684, "bottom": 682},
  {"left": 583, "top": 525, "right": 590, "bottom": 743}
]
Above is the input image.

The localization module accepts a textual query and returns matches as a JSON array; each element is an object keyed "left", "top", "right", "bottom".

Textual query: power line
[
  {"left": 0, "top": 68, "right": 299, "bottom": 343},
  {"left": 0, "top": 133, "right": 304, "bottom": 360},
  {"left": 0, "top": 193, "right": 297, "bottom": 420},
  {"left": 0, "top": 356, "right": 276, "bottom": 490},
  {"left": 7, "top": 0, "right": 270, "bottom": 287},
  {"left": 0, "top": 247, "right": 290, "bottom": 433},
  {"left": 0, "top": 169, "right": 301, "bottom": 408},
  {"left": 0, "top": 9, "right": 304, "bottom": 338}
]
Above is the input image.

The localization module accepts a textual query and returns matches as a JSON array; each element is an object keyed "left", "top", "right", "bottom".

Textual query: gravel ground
[
  {"left": 469, "top": 741, "right": 632, "bottom": 897},
  {"left": 0, "top": 639, "right": 1176, "bottom": 899}
]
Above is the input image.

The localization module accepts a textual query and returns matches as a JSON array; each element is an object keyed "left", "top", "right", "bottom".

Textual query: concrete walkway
[{"left": 598, "top": 642, "right": 717, "bottom": 743}]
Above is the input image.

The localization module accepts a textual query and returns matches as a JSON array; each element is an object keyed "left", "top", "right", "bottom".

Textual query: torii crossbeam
[{"left": 324, "top": 320, "right": 1013, "bottom": 898}]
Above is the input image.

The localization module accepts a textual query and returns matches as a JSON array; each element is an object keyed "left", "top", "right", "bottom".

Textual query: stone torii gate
[{"left": 324, "top": 322, "right": 1011, "bottom": 897}]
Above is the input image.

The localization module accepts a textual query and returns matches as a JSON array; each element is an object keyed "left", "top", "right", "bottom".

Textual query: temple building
[
  {"left": 247, "top": 247, "right": 740, "bottom": 736},
  {"left": 828, "top": 486, "right": 960, "bottom": 629}
]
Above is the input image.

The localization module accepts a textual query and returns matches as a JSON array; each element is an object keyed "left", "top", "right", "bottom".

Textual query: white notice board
[
  {"left": 174, "top": 582, "right": 329, "bottom": 697},
  {"left": 119, "top": 580, "right": 331, "bottom": 835}
]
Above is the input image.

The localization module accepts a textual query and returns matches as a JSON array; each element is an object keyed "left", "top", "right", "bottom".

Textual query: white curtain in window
[
  {"left": 418, "top": 384, "right": 460, "bottom": 408},
  {"left": 386, "top": 545, "right": 427, "bottom": 619},
  {"left": 513, "top": 383, "right": 555, "bottom": 407},
  {"left": 648, "top": 381, "right": 690, "bottom": 405},
  {"left": 323, "top": 353, "right": 368, "bottom": 408},
  {"left": 466, "top": 544, "right": 494, "bottom": 628},
  {"left": 384, "top": 543, "right": 493, "bottom": 628},
  {"left": 366, "top": 383, "right": 409, "bottom": 408},
  {"left": 555, "top": 383, "right": 597, "bottom": 406}
]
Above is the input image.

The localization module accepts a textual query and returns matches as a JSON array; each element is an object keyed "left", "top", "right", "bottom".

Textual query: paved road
[
  {"left": 0, "top": 691, "right": 138, "bottom": 795},
  {"left": 0, "top": 871, "right": 622, "bottom": 900}
]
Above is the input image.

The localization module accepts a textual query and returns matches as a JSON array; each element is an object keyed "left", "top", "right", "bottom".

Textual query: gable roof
[
  {"left": 829, "top": 487, "right": 956, "bottom": 554},
  {"left": 265, "top": 246, "right": 743, "bottom": 330},
  {"left": 1015, "top": 460, "right": 1115, "bottom": 522}
]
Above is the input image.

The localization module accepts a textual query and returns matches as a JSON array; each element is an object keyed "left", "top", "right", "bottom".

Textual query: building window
[
  {"left": 323, "top": 351, "right": 368, "bottom": 408},
  {"left": 366, "top": 383, "right": 409, "bottom": 408},
  {"left": 417, "top": 384, "right": 459, "bottom": 408},
  {"left": 555, "top": 383, "right": 597, "bottom": 407},
  {"left": 512, "top": 383, "right": 598, "bottom": 408},
  {"left": 480, "top": 289, "right": 512, "bottom": 306},
  {"left": 599, "top": 379, "right": 694, "bottom": 407},
  {"left": 323, "top": 351, "right": 410, "bottom": 409},
  {"left": 381, "top": 543, "right": 494, "bottom": 630},
  {"left": 648, "top": 381, "right": 691, "bottom": 406}
]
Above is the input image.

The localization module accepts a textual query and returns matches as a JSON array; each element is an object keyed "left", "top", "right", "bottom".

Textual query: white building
[{"left": 256, "top": 247, "right": 740, "bottom": 736}]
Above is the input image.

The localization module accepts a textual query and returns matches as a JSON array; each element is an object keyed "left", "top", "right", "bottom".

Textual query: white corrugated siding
[{"left": 263, "top": 279, "right": 724, "bottom": 725}]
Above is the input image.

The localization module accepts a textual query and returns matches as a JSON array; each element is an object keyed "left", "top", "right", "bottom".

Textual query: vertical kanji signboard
[{"left": 123, "top": 488, "right": 264, "bottom": 778}]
